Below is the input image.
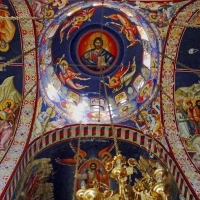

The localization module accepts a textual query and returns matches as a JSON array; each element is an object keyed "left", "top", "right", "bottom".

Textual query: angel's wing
[
  {"left": 70, "top": 142, "right": 87, "bottom": 158},
  {"left": 98, "top": 143, "right": 114, "bottom": 158},
  {"left": 55, "top": 158, "right": 76, "bottom": 166}
]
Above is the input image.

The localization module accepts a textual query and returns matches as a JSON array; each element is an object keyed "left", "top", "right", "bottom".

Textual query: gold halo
[
  {"left": 195, "top": 18, "right": 200, "bottom": 25},
  {"left": 3, "top": 99, "right": 14, "bottom": 109},
  {"left": 139, "top": 110, "right": 148, "bottom": 120},
  {"left": 140, "top": 84, "right": 152, "bottom": 96},
  {"left": 110, "top": 77, "right": 117, "bottom": 83},
  {"left": 74, "top": 153, "right": 83, "bottom": 160},
  {"left": 44, "top": 10, "right": 54, "bottom": 19},
  {"left": 149, "top": 13, "right": 158, "bottom": 23},
  {"left": 0, "top": 111, "right": 7, "bottom": 120},
  {"left": 0, "top": 41, "right": 9, "bottom": 52},
  {"left": 102, "top": 152, "right": 112, "bottom": 161},
  {"left": 60, "top": 60, "right": 68, "bottom": 68},
  {"left": 46, "top": 107, "right": 55, "bottom": 118},
  {"left": 90, "top": 112, "right": 106, "bottom": 119},
  {"left": 120, "top": 104, "right": 131, "bottom": 113},
  {"left": 87, "top": 159, "right": 100, "bottom": 171},
  {"left": 88, "top": 32, "right": 108, "bottom": 49}
]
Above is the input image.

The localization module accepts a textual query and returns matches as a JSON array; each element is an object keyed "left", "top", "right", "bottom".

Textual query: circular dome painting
[
  {"left": 38, "top": 2, "right": 161, "bottom": 124},
  {"left": 74, "top": 26, "right": 121, "bottom": 74}
]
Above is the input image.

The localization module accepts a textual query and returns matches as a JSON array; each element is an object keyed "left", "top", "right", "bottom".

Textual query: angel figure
[
  {"left": 55, "top": 142, "right": 87, "bottom": 166},
  {"left": 105, "top": 14, "right": 140, "bottom": 48},
  {"left": 148, "top": 4, "right": 175, "bottom": 28},
  {"left": 56, "top": 56, "right": 90, "bottom": 90},
  {"left": 104, "top": 58, "right": 136, "bottom": 93},
  {"left": 56, "top": 142, "right": 114, "bottom": 168},
  {"left": 60, "top": 7, "right": 97, "bottom": 42},
  {"left": 33, "top": 98, "right": 56, "bottom": 136},
  {"left": 97, "top": 143, "right": 114, "bottom": 164}
]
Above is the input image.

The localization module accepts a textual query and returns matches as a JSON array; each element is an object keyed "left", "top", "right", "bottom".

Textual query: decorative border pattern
[
  {"left": 4, "top": 125, "right": 194, "bottom": 200},
  {"left": 1, "top": 1, "right": 199, "bottom": 200},
  {"left": 0, "top": 0, "right": 37, "bottom": 196},
  {"left": 161, "top": 1, "right": 200, "bottom": 199}
]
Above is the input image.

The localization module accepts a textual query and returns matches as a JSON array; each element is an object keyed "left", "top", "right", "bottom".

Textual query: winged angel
[
  {"left": 105, "top": 14, "right": 140, "bottom": 48},
  {"left": 55, "top": 142, "right": 114, "bottom": 166},
  {"left": 60, "top": 7, "right": 97, "bottom": 43},
  {"left": 104, "top": 57, "right": 137, "bottom": 93},
  {"left": 55, "top": 56, "right": 91, "bottom": 90}
]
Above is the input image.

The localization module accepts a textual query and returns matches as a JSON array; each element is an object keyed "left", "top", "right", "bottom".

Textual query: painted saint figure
[
  {"left": 0, "top": 0, "right": 16, "bottom": 52},
  {"left": 56, "top": 56, "right": 90, "bottom": 89},
  {"left": 76, "top": 160, "right": 109, "bottom": 190},
  {"left": 80, "top": 37, "right": 115, "bottom": 71},
  {"left": 137, "top": 80, "right": 153, "bottom": 102},
  {"left": 0, "top": 114, "right": 13, "bottom": 150},
  {"left": 104, "top": 57, "right": 136, "bottom": 93}
]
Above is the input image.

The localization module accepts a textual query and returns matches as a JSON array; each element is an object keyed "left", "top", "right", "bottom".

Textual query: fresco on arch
[
  {"left": 11, "top": 158, "right": 53, "bottom": 200},
  {"left": 175, "top": 72, "right": 200, "bottom": 172},
  {"left": 174, "top": 24, "right": 200, "bottom": 172},
  {"left": 11, "top": 139, "right": 180, "bottom": 200},
  {"left": 0, "top": 1, "right": 23, "bottom": 157},
  {"left": 32, "top": 96, "right": 67, "bottom": 140},
  {"left": 129, "top": 95, "right": 164, "bottom": 140}
]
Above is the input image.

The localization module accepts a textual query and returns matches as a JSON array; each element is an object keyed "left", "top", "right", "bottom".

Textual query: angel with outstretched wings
[
  {"left": 104, "top": 58, "right": 136, "bottom": 93},
  {"left": 55, "top": 56, "right": 90, "bottom": 90},
  {"left": 55, "top": 142, "right": 87, "bottom": 166},
  {"left": 105, "top": 14, "right": 140, "bottom": 48},
  {"left": 60, "top": 7, "right": 97, "bottom": 42}
]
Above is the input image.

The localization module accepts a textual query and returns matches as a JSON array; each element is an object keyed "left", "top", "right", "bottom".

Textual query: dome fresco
[
  {"left": 0, "top": 0, "right": 200, "bottom": 199},
  {"left": 39, "top": 2, "right": 161, "bottom": 124}
]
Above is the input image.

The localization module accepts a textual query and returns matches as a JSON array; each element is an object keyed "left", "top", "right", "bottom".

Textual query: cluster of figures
[
  {"left": 131, "top": 97, "right": 163, "bottom": 138},
  {"left": 176, "top": 98, "right": 200, "bottom": 168},
  {"left": 15, "top": 158, "right": 54, "bottom": 200},
  {"left": 176, "top": 99, "right": 200, "bottom": 137},
  {"left": 75, "top": 154, "right": 173, "bottom": 200}
]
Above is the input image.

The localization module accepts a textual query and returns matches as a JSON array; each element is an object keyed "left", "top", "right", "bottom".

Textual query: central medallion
[
  {"left": 78, "top": 30, "right": 117, "bottom": 72},
  {"left": 70, "top": 25, "right": 123, "bottom": 76}
]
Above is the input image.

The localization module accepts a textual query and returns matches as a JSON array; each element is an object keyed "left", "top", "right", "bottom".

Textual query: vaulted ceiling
[{"left": 0, "top": 0, "right": 200, "bottom": 199}]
